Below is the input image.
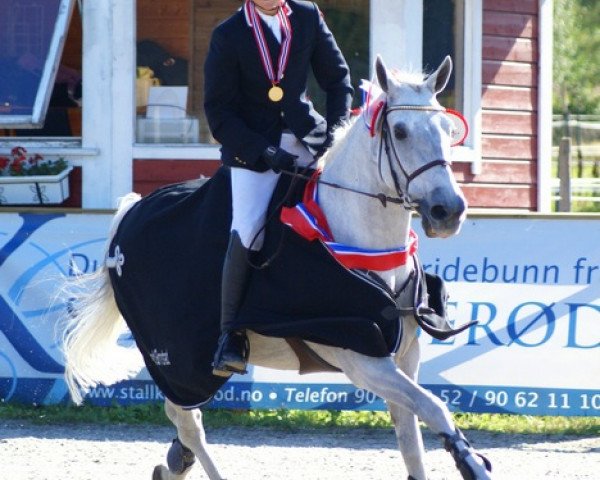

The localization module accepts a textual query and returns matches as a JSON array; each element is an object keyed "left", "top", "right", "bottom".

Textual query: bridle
[
  {"left": 282, "top": 103, "right": 452, "bottom": 210},
  {"left": 379, "top": 104, "right": 450, "bottom": 209}
]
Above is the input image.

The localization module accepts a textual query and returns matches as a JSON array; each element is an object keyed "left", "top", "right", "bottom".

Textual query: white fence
[{"left": 552, "top": 116, "right": 600, "bottom": 207}]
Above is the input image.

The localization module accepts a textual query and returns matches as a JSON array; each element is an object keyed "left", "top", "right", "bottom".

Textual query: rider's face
[{"left": 252, "top": 0, "right": 281, "bottom": 15}]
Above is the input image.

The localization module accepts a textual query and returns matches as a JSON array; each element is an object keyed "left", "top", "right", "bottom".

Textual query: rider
[{"left": 205, "top": 0, "right": 353, "bottom": 377}]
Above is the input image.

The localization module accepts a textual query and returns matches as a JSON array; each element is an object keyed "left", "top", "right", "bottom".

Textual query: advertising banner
[{"left": 1, "top": 211, "right": 598, "bottom": 416}]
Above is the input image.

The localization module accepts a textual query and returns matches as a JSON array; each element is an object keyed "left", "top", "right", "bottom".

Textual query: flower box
[{"left": 0, "top": 166, "right": 73, "bottom": 205}]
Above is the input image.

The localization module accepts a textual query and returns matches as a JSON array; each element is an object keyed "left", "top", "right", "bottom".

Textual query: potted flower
[{"left": 0, "top": 147, "right": 73, "bottom": 205}]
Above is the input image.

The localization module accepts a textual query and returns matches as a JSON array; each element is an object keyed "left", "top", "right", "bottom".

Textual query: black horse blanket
[{"left": 108, "top": 167, "right": 462, "bottom": 408}]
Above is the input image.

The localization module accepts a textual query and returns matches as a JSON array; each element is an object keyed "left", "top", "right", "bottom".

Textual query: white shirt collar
[{"left": 243, "top": 1, "right": 292, "bottom": 27}]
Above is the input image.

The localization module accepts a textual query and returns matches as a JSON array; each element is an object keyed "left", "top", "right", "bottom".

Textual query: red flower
[
  {"left": 1, "top": 145, "right": 67, "bottom": 177},
  {"left": 11, "top": 146, "right": 27, "bottom": 162}
]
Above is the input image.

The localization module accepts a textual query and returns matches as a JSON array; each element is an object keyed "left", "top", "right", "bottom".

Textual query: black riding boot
[{"left": 212, "top": 231, "right": 252, "bottom": 377}]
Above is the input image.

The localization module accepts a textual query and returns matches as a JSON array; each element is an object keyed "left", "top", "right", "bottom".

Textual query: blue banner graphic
[{"left": 0, "top": 212, "right": 598, "bottom": 416}]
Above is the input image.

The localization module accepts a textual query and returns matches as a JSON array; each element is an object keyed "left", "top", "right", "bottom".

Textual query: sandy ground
[{"left": 1, "top": 420, "right": 598, "bottom": 480}]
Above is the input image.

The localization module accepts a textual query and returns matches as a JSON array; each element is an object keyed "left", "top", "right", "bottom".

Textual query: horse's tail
[{"left": 61, "top": 193, "right": 144, "bottom": 405}]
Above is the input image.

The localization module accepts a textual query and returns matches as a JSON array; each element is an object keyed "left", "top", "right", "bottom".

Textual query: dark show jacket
[{"left": 204, "top": 0, "right": 353, "bottom": 171}]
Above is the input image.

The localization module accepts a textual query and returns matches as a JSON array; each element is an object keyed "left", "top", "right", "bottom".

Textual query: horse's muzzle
[{"left": 417, "top": 187, "right": 467, "bottom": 238}]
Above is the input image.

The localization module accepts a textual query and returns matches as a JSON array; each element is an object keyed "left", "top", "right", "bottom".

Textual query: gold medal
[{"left": 268, "top": 85, "right": 284, "bottom": 102}]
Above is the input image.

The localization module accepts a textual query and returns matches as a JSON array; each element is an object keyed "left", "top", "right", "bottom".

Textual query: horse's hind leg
[{"left": 153, "top": 399, "right": 225, "bottom": 480}]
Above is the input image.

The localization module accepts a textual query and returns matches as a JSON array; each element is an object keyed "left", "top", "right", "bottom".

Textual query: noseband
[{"left": 380, "top": 105, "right": 451, "bottom": 208}]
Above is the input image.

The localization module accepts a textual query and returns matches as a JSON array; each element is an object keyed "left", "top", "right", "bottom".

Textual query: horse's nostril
[{"left": 430, "top": 205, "right": 448, "bottom": 220}]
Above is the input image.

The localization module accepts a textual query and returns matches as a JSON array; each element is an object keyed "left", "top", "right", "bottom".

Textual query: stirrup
[
  {"left": 212, "top": 331, "right": 249, "bottom": 377},
  {"left": 440, "top": 427, "right": 492, "bottom": 480}
]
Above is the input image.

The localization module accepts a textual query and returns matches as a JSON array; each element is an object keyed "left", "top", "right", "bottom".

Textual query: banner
[{"left": 1, "top": 211, "right": 598, "bottom": 415}]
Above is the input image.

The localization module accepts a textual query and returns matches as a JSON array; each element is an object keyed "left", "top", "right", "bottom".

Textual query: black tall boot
[{"left": 212, "top": 231, "right": 252, "bottom": 377}]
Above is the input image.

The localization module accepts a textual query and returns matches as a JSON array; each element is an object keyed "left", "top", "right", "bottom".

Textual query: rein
[{"left": 281, "top": 167, "right": 406, "bottom": 208}]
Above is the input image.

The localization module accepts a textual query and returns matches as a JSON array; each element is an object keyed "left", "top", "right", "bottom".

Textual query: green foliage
[
  {"left": 553, "top": 0, "right": 600, "bottom": 114},
  {"left": 1, "top": 403, "right": 599, "bottom": 436}
]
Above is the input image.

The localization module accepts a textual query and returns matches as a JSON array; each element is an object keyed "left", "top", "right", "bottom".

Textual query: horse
[{"left": 61, "top": 55, "right": 493, "bottom": 480}]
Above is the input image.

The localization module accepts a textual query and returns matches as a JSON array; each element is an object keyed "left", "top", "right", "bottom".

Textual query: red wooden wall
[{"left": 455, "top": 0, "right": 539, "bottom": 209}]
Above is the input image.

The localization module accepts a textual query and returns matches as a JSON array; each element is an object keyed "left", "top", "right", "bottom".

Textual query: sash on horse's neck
[{"left": 280, "top": 171, "right": 418, "bottom": 271}]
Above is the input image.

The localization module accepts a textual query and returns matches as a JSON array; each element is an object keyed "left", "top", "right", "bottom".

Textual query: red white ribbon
[
  {"left": 281, "top": 171, "right": 418, "bottom": 272},
  {"left": 244, "top": 0, "right": 292, "bottom": 87}
]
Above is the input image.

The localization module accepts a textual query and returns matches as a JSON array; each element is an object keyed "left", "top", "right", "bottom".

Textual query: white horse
[{"left": 61, "top": 56, "right": 492, "bottom": 480}]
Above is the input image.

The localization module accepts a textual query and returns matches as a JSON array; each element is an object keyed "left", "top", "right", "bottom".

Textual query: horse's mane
[{"left": 319, "top": 116, "right": 357, "bottom": 164}]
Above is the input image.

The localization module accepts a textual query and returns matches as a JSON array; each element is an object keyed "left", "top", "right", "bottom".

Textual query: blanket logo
[{"left": 149, "top": 349, "right": 171, "bottom": 366}]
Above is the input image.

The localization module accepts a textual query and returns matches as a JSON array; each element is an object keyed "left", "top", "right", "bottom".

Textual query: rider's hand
[
  {"left": 314, "top": 131, "right": 334, "bottom": 160},
  {"left": 261, "top": 146, "right": 298, "bottom": 173}
]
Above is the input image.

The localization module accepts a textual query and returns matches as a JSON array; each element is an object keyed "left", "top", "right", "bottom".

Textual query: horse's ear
[
  {"left": 426, "top": 56, "right": 453, "bottom": 94},
  {"left": 375, "top": 55, "right": 389, "bottom": 93}
]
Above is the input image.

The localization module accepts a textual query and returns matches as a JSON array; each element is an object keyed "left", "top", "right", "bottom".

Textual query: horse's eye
[{"left": 394, "top": 123, "right": 408, "bottom": 140}]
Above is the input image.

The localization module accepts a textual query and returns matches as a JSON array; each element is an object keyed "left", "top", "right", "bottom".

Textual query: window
[
  {"left": 132, "top": 0, "right": 479, "bottom": 157},
  {"left": 423, "top": 0, "right": 465, "bottom": 110},
  {"left": 134, "top": 0, "right": 370, "bottom": 145},
  {"left": 423, "top": 0, "right": 482, "bottom": 170},
  {"left": 307, "top": 0, "right": 370, "bottom": 114},
  {"left": 0, "top": 0, "right": 77, "bottom": 131}
]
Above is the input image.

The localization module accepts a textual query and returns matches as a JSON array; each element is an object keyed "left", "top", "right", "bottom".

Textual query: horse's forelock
[{"left": 388, "top": 69, "right": 427, "bottom": 88}]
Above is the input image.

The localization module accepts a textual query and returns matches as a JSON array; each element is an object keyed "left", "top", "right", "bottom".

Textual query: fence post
[{"left": 558, "top": 137, "right": 572, "bottom": 212}]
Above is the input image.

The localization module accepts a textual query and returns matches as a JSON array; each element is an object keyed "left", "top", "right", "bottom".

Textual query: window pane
[
  {"left": 136, "top": 0, "right": 202, "bottom": 144},
  {"left": 0, "top": 0, "right": 75, "bottom": 129},
  {"left": 423, "top": 0, "right": 464, "bottom": 110},
  {"left": 136, "top": 0, "right": 369, "bottom": 145},
  {"left": 307, "top": 0, "right": 370, "bottom": 113}
]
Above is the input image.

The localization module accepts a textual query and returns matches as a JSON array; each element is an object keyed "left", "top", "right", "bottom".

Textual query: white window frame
[
  {"left": 371, "top": 0, "right": 482, "bottom": 174},
  {"left": 0, "top": 0, "right": 76, "bottom": 129}
]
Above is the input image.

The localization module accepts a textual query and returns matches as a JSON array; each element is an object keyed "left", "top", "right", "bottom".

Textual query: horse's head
[{"left": 373, "top": 55, "right": 467, "bottom": 238}]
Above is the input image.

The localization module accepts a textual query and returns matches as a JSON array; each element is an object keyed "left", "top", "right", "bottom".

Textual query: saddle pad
[{"left": 108, "top": 167, "right": 402, "bottom": 408}]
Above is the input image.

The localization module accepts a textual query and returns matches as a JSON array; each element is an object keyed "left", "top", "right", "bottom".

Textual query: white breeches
[{"left": 231, "top": 133, "right": 314, "bottom": 250}]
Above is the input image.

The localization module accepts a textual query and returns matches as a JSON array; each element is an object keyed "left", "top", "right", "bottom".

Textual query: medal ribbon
[
  {"left": 244, "top": 0, "right": 292, "bottom": 88},
  {"left": 281, "top": 171, "right": 418, "bottom": 272}
]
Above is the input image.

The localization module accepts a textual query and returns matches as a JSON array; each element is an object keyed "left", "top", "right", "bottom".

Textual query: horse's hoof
[
  {"left": 152, "top": 465, "right": 167, "bottom": 480},
  {"left": 440, "top": 427, "right": 492, "bottom": 479},
  {"left": 167, "top": 437, "right": 196, "bottom": 474}
]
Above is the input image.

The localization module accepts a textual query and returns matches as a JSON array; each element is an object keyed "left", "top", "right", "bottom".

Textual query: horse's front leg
[
  {"left": 152, "top": 399, "right": 225, "bottom": 480},
  {"left": 333, "top": 348, "right": 492, "bottom": 480},
  {"left": 388, "top": 332, "right": 427, "bottom": 480}
]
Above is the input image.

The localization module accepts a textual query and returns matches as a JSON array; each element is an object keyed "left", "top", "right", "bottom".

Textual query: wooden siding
[{"left": 469, "top": 0, "right": 539, "bottom": 210}]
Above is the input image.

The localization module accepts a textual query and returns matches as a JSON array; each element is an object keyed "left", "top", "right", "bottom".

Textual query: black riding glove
[
  {"left": 314, "top": 131, "right": 334, "bottom": 160},
  {"left": 261, "top": 146, "right": 298, "bottom": 173}
]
